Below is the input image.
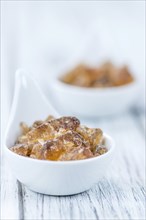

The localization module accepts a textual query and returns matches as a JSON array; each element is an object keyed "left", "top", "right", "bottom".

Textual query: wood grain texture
[{"left": 1, "top": 110, "right": 145, "bottom": 220}]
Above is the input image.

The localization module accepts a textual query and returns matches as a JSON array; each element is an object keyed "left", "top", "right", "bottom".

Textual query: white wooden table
[{"left": 1, "top": 108, "right": 145, "bottom": 220}]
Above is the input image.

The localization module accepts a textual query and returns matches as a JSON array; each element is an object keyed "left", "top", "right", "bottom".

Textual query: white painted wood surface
[{"left": 1, "top": 109, "right": 145, "bottom": 220}]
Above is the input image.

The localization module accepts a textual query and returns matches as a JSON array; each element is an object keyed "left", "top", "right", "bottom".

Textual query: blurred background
[{"left": 1, "top": 1, "right": 145, "bottom": 132}]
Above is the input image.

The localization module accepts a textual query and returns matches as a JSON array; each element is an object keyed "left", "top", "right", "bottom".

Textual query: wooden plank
[
  {"left": 43, "top": 193, "right": 99, "bottom": 220},
  {"left": 22, "top": 186, "right": 44, "bottom": 220},
  {"left": 1, "top": 159, "right": 21, "bottom": 220},
  {"left": 82, "top": 111, "right": 145, "bottom": 220}
]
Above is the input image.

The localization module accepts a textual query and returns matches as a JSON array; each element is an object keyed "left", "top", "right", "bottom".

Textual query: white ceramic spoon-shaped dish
[{"left": 4, "top": 70, "right": 115, "bottom": 196}]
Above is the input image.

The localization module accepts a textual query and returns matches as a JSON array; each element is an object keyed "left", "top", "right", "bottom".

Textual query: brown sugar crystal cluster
[
  {"left": 10, "top": 116, "right": 107, "bottom": 161},
  {"left": 61, "top": 62, "right": 134, "bottom": 88}
]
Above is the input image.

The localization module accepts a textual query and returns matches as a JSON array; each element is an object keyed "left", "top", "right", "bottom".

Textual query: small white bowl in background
[{"left": 50, "top": 74, "right": 140, "bottom": 117}]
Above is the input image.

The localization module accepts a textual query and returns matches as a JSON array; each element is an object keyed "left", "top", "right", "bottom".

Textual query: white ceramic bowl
[
  {"left": 51, "top": 75, "right": 140, "bottom": 117},
  {"left": 4, "top": 70, "right": 115, "bottom": 196}
]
